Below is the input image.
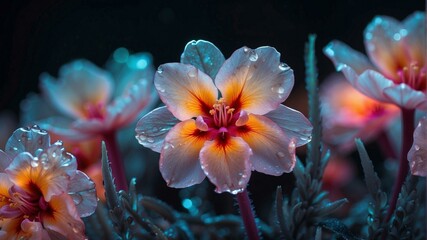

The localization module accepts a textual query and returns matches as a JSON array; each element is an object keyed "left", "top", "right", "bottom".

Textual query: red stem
[
  {"left": 386, "top": 108, "right": 414, "bottom": 222},
  {"left": 102, "top": 131, "right": 128, "bottom": 191},
  {"left": 236, "top": 189, "right": 260, "bottom": 240}
]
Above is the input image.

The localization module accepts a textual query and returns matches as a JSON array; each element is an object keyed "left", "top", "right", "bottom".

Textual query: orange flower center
[
  {"left": 209, "top": 98, "right": 236, "bottom": 129},
  {"left": 396, "top": 62, "right": 426, "bottom": 92}
]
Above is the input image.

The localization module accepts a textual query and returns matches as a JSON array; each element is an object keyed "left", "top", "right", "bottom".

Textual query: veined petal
[
  {"left": 6, "top": 126, "right": 50, "bottom": 159},
  {"left": 408, "top": 117, "right": 427, "bottom": 176},
  {"left": 135, "top": 106, "right": 180, "bottom": 153},
  {"left": 0, "top": 150, "right": 12, "bottom": 172},
  {"left": 159, "top": 120, "right": 208, "bottom": 188},
  {"left": 237, "top": 114, "right": 296, "bottom": 175},
  {"left": 323, "top": 40, "right": 375, "bottom": 75},
  {"left": 37, "top": 117, "right": 95, "bottom": 141},
  {"left": 68, "top": 171, "right": 97, "bottom": 218},
  {"left": 383, "top": 84, "right": 427, "bottom": 109},
  {"left": 0, "top": 173, "right": 12, "bottom": 208},
  {"left": 402, "top": 12, "right": 426, "bottom": 67},
  {"left": 353, "top": 70, "right": 394, "bottom": 102},
  {"left": 40, "top": 194, "right": 86, "bottom": 240},
  {"left": 265, "top": 105, "right": 312, "bottom": 147},
  {"left": 40, "top": 60, "right": 114, "bottom": 120},
  {"left": 364, "top": 15, "right": 410, "bottom": 79},
  {"left": 216, "top": 46, "right": 294, "bottom": 115},
  {"left": 180, "top": 40, "right": 226, "bottom": 79},
  {"left": 154, "top": 63, "right": 218, "bottom": 120},
  {"left": 20, "top": 219, "right": 49, "bottom": 240},
  {"left": 199, "top": 137, "right": 252, "bottom": 194}
]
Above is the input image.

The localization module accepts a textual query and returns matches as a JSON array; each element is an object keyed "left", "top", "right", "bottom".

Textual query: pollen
[{"left": 210, "top": 98, "right": 236, "bottom": 127}]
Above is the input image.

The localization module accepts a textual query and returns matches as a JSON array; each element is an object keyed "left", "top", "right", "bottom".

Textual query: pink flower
[
  {"left": 324, "top": 12, "right": 426, "bottom": 110},
  {"left": 408, "top": 117, "right": 427, "bottom": 176},
  {"left": 39, "top": 51, "right": 158, "bottom": 140},
  {"left": 320, "top": 73, "right": 400, "bottom": 151},
  {"left": 136, "top": 42, "right": 312, "bottom": 194},
  {"left": 0, "top": 126, "right": 97, "bottom": 239}
]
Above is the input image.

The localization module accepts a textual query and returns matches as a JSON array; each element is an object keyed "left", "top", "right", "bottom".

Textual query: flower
[
  {"left": 0, "top": 126, "right": 97, "bottom": 239},
  {"left": 320, "top": 73, "right": 400, "bottom": 152},
  {"left": 136, "top": 41, "right": 312, "bottom": 194},
  {"left": 408, "top": 117, "right": 427, "bottom": 176},
  {"left": 324, "top": 12, "right": 426, "bottom": 110},
  {"left": 39, "top": 49, "right": 158, "bottom": 140}
]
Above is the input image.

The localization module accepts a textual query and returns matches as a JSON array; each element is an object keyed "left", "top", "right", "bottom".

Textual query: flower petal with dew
[
  {"left": 320, "top": 73, "right": 399, "bottom": 152},
  {"left": 0, "top": 126, "right": 96, "bottom": 239},
  {"left": 408, "top": 117, "right": 427, "bottom": 176},
  {"left": 136, "top": 41, "right": 312, "bottom": 194},
  {"left": 324, "top": 12, "right": 426, "bottom": 110}
]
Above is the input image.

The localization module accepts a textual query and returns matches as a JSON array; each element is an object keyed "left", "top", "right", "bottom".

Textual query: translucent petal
[
  {"left": 0, "top": 150, "right": 12, "bottom": 172},
  {"left": 265, "top": 105, "right": 312, "bottom": 147},
  {"left": 0, "top": 173, "right": 12, "bottom": 208},
  {"left": 408, "top": 117, "right": 427, "bottom": 176},
  {"left": 364, "top": 15, "right": 410, "bottom": 79},
  {"left": 38, "top": 117, "right": 95, "bottom": 141},
  {"left": 40, "top": 59, "right": 114, "bottom": 120},
  {"left": 402, "top": 12, "right": 426, "bottom": 67},
  {"left": 155, "top": 63, "right": 218, "bottom": 120},
  {"left": 323, "top": 40, "right": 375, "bottom": 75},
  {"left": 135, "top": 106, "right": 180, "bottom": 153},
  {"left": 5, "top": 126, "right": 50, "bottom": 158},
  {"left": 68, "top": 171, "right": 97, "bottom": 218},
  {"left": 200, "top": 137, "right": 252, "bottom": 194},
  {"left": 383, "top": 84, "right": 427, "bottom": 109},
  {"left": 237, "top": 114, "right": 296, "bottom": 175},
  {"left": 159, "top": 120, "right": 208, "bottom": 188},
  {"left": 353, "top": 70, "right": 394, "bottom": 102},
  {"left": 41, "top": 194, "right": 86, "bottom": 239},
  {"left": 216, "top": 46, "right": 294, "bottom": 115},
  {"left": 181, "top": 40, "right": 226, "bottom": 79}
]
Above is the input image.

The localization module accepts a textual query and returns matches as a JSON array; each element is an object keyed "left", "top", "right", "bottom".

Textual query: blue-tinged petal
[
  {"left": 0, "top": 151, "right": 12, "bottom": 172},
  {"left": 323, "top": 40, "right": 375, "bottom": 75},
  {"left": 38, "top": 117, "right": 95, "bottom": 141},
  {"left": 5, "top": 126, "right": 50, "bottom": 158},
  {"left": 264, "top": 105, "right": 312, "bottom": 147},
  {"left": 180, "top": 40, "right": 226, "bottom": 79},
  {"left": 408, "top": 117, "right": 427, "bottom": 176},
  {"left": 68, "top": 171, "right": 97, "bottom": 218},
  {"left": 135, "top": 106, "right": 180, "bottom": 153},
  {"left": 20, "top": 92, "right": 59, "bottom": 126},
  {"left": 199, "top": 136, "right": 252, "bottom": 194},
  {"left": 40, "top": 60, "right": 114, "bottom": 120},
  {"left": 383, "top": 84, "right": 427, "bottom": 110},
  {"left": 402, "top": 11, "right": 426, "bottom": 66},
  {"left": 215, "top": 46, "right": 294, "bottom": 115},
  {"left": 353, "top": 70, "right": 394, "bottom": 102}
]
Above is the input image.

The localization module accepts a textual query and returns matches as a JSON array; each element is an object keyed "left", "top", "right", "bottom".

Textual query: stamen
[{"left": 397, "top": 62, "right": 426, "bottom": 91}]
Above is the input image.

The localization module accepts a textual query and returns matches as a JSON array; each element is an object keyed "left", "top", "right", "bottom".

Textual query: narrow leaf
[{"left": 355, "top": 138, "right": 383, "bottom": 198}]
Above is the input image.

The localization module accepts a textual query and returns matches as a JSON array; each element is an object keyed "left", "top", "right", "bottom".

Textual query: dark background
[{"left": 0, "top": 0, "right": 424, "bottom": 222}]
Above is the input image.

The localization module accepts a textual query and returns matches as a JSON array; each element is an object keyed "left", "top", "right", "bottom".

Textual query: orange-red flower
[
  {"left": 136, "top": 42, "right": 312, "bottom": 194},
  {"left": 0, "top": 126, "right": 97, "bottom": 239}
]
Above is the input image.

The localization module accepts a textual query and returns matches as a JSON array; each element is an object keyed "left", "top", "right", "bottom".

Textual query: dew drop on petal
[
  {"left": 414, "top": 145, "right": 420, "bottom": 151},
  {"left": 188, "top": 70, "right": 196, "bottom": 78},
  {"left": 276, "top": 152, "right": 286, "bottom": 159},
  {"left": 30, "top": 160, "right": 39, "bottom": 167},
  {"left": 157, "top": 66, "right": 163, "bottom": 74},
  {"left": 279, "top": 63, "right": 290, "bottom": 71},
  {"left": 147, "top": 138, "right": 155, "bottom": 143},
  {"left": 249, "top": 52, "right": 258, "bottom": 62},
  {"left": 243, "top": 47, "right": 249, "bottom": 53}
]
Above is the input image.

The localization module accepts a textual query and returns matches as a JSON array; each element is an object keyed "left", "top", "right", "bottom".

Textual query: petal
[
  {"left": 199, "top": 137, "right": 252, "bottom": 194},
  {"left": 0, "top": 173, "right": 12, "bottom": 208},
  {"left": 68, "top": 171, "right": 97, "bottom": 218},
  {"left": 383, "top": 84, "right": 427, "bottom": 109},
  {"left": 364, "top": 15, "right": 409, "bottom": 79},
  {"left": 180, "top": 40, "right": 226, "bottom": 79},
  {"left": 5, "top": 126, "right": 50, "bottom": 158},
  {"left": 236, "top": 114, "right": 296, "bottom": 175},
  {"left": 38, "top": 117, "right": 96, "bottom": 141},
  {"left": 216, "top": 46, "right": 294, "bottom": 115},
  {"left": 41, "top": 194, "right": 86, "bottom": 240},
  {"left": 20, "top": 219, "right": 49, "bottom": 240},
  {"left": 408, "top": 117, "right": 427, "bottom": 176},
  {"left": 40, "top": 60, "right": 113, "bottom": 120},
  {"left": 353, "top": 70, "right": 394, "bottom": 102},
  {"left": 159, "top": 119, "right": 208, "bottom": 188},
  {"left": 6, "top": 144, "right": 77, "bottom": 201},
  {"left": 155, "top": 63, "right": 218, "bottom": 120},
  {"left": 264, "top": 105, "right": 312, "bottom": 147},
  {"left": 0, "top": 150, "right": 12, "bottom": 172},
  {"left": 323, "top": 40, "right": 375, "bottom": 75},
  {"left": 402, "top": 12, "right": 426, "bottom": 66},
  {"left": 20, "top": 92, "right": 59, "bottom": 126},
  {"left": 135, "top": 106, "right": 180, "bottom": 153}
]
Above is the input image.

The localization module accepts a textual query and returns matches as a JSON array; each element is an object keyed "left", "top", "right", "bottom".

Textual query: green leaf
[{"left": 355, "top": 138, "right": 383, "bottom": 198}]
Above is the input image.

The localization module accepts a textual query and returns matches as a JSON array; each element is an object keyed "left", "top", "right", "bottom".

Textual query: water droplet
[
  {"left": 190, "top": 40, "right": 197, "bottom": 45},
  {"left": 188, "top": 70, "right": 196, "bottom": 78},
  {"left": 279, "top": 63, "right": 290, "bottom": 71},
  {"left": 276, "top": 152, "right": 286, "bottom": 158},
  {"left": 243, "top": 47, "right": 249, "bottom": 53},
  {"left": 271, "top": 86, "right": 285, "bottom": 94},
  {"left": 30, "top": 160, "right": 39, "bottom": 167},
  {"left": 249, "top": 52, "right": 258, "bottom": 61},
  {"left": 155, "top": 83, "right": 165, "bottom": 93},
  {"left": 147, "top": 138, "right": 155, "bottom": 143},
  {"left": 415, "top": 145, "right": 420, "bottom": 151},
  {"left": 393, "top": 33, "right": 401, "bottom": 41},
  {"left": 157, "top": 66, "right": 163, "bottom": 74}
]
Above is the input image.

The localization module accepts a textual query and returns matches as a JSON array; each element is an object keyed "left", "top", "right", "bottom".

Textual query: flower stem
[
  {"left": 386, "top": 108, "right": 414, "bottom": 221},
  {"left": 236, "top": 189, "right": 260, "bottom": 240},
  {"left": 102, "top": 131, "right": 128, "bottom": 191}
]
